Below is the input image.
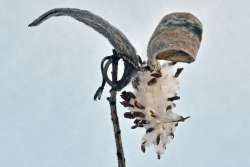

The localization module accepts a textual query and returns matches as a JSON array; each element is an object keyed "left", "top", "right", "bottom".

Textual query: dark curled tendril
[
  {"left": 94, "top": 49, "right": 140, "bottom": 100},
  {"left": 93, "top": 55, "right": 112, "bottom": 100}
]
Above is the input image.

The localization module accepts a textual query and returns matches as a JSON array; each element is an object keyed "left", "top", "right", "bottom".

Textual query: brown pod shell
[{"left": 147, "top": 12, "right": 202, "bottom": 67}]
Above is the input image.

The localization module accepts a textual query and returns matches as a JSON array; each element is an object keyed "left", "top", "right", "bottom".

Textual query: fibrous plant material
[{"left": 121, "top": 63, "right": 190, "bottom": 159}]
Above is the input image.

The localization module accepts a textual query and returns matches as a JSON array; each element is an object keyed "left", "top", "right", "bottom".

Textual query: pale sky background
[{"left": 1, "top": 0, "right": 250, "bottom": 167}]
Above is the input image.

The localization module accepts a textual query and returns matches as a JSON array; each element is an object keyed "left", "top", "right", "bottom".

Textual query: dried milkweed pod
[
  {"left": 29, "top": 8, "right": 203, "bottom": 162},
  {"left": 147, "top": 12, "right": 203, "bottom": 68}
]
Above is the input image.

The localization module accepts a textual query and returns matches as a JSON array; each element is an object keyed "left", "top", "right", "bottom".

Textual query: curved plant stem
[{"left": 107, "top": 53, "right": 126, "bottom": 167}]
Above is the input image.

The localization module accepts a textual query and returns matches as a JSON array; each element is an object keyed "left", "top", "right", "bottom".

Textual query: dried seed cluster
[{"left": 121, "top": 63, "right": 189, "bottom": 159}]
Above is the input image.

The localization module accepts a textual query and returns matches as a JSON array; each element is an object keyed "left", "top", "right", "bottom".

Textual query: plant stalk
[{"left": 107, "top": 54, "right": 126, "bottom": 167}]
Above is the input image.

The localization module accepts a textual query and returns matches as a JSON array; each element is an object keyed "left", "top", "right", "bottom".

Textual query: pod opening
[{"left": 156, "top": 49, "right": 194, "bottom": 63}]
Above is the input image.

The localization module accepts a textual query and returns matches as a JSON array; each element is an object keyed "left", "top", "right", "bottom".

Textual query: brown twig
[{"left": 107, "top": 54, "right": 126, "bottom": 167}]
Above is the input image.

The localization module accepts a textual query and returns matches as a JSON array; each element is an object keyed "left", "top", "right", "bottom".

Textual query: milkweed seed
[
  {"left": 168, "top": 96, "right": 180, "bottom": 101},
  {"left": 174, "top": 68, "right": 184, "bottom": 78},
  {"left": 169, "top": 61, "right": 177, "bottom": 66},
  {"left": 134, "top": 119, "right": 140, "bottom": 124},
  {"left": 123, "top": 112, "right": 134, "bottom": 119},
  {"left": 147, "top": 78, "right": 157, "bottom": 86},
  {"left": 156, "top": 135, "right": 161, "bottom": 145},
  {"left": 133, "top": 111, "right": 145, "bottom": 118},
  {"left": 169, "top": 132, "right": 174, "bottom": 138},
  {"left": 150, "top": 110, "right": 156, "bottom": 118},
  {"left": 166, "top": 105, "right": 172, "bottom": 111},
  {"left": 141, "top": 141, "right": 146, "bottom": 153},
  {"left": 146, "top": 127, "right": 154, "bottom": 133},
  {"left": 141, "top": 120, "right": 150, "bottom": 124},
  {"left": 120, "top": 101, "right": 134, "bottom": 107},
  {"left": 134, "top": 101, "right": 145, "bottom": 109},
  {"left": 151, "top": 72, "right": 162, "bottom": 78}
]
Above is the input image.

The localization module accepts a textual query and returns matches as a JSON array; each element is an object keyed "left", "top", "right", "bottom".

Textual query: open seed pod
[{"left": 147, "top": 12, "right": 203, "bottom": 67}]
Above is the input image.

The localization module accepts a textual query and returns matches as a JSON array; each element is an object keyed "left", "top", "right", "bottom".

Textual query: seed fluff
[{"left": 121, "top": 62, "right": 190, "bottom": 159}]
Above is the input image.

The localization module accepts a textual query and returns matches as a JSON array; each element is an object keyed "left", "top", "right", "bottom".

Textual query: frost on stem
[{"left": 121, "top": 62, "right": 190, "bottom": 159}]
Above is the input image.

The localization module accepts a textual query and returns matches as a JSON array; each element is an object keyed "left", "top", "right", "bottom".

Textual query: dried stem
[{"left": 107, "top": 54, "right": 126, "bottom": 167}]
